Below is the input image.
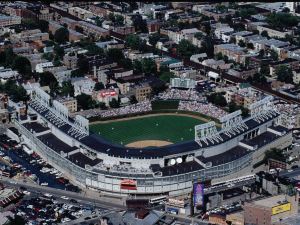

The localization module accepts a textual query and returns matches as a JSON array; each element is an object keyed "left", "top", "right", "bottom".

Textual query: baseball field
[{"left": 90, "top": 113, "right": 206, "bottom": 147}]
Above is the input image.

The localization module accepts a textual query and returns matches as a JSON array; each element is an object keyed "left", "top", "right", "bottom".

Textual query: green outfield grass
[{"left": 90, "top": 114, "right": 205, "bottom": 146}]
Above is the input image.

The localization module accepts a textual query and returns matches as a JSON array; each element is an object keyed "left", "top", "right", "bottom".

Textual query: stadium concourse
[{"left": 12, "top": 87, "right": 293, "bottom": 197}]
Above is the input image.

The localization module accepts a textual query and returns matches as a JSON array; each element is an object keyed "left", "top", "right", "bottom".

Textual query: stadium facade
[{"left": 13, "top": 87, "right": 292, "bottom": 197}]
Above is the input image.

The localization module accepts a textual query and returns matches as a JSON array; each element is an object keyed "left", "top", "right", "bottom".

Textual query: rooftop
[{"left": 253, "top": 194, "right": 290, "bottom": 208}]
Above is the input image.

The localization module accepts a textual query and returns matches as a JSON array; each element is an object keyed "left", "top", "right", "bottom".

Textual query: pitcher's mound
[{"left": 126, "top": 140, "right": 173, "bottom": 148}]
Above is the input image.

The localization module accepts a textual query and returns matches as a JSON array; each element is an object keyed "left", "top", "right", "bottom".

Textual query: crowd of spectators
[
  {"left": 157, "top": 89, "right": 205, "bottom": 102},
  {"left": 73, "top": 101, "right": 152, "bottom": 119},
  {"left": 179, "top": 100, "right": 227, "bottom": 119}
]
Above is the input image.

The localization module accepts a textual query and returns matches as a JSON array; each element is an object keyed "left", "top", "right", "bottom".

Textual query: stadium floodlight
[
  {"left": 170, "top": 159, "right": 176, "bottom": 165},
  {"left": 176, "top": 157, "right": 183, "bottom": 164}
]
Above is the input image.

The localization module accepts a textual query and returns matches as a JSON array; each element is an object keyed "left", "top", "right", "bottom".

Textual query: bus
[{"left": 149, "top": 196, "right": 167, "bottom": 206}]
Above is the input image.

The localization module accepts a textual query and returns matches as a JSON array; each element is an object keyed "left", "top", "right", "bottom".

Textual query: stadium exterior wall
[{"left": 14, "top": 118, "right": 292, "bottom": 196}]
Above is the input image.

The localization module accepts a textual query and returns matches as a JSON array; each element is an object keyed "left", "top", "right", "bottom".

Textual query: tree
[
  {"left": 276, "top": 65, "right": 294, "bottom": 84},
  {"left": 53, "top": 44, "right": 65, "bottom": 59},
  {"left": 267, "top": 12, "right": 299, "bottom": 31},
  {"left": 107, "top": 48, "right": 124, "bottom": 63},
  {"left": 60, "top": 81, "right": 74, "bottom": 97},
  {"left": 125, "top": 34, "right": 146, "bottom": 51},
  {"left": 207, "top": 93, "right": 227, "bottom": 107},
  {"left": 250, "top": 72, "right": 267, "bottom": 84},
  {"left": 238, "top": 40, "right": 246, "bottom": 47},
  {"left": 133, "top": 60, "right": 143, "bottom": 73},
  {"left": 77, "top": 56, "right": 89, "bottom": 73},
  {"left": 39, "top": 71, "right": 58, "bottom": 87},
  {"left": 132, "top": 14, "right": 148, "bottom": 33},
  {"left": 159, "top": 71, "right": 174, "bottom": 83},
  {"left": 261, "top": 30, "right": 269, "bottom": 38},
  {"left": 42, "top": 52, "right": 54, "bottom": 61},
  {"left": 229, "top": 36, "right": 236, "bottom": 44},
  {"left": 215, "top": 52, "right": 223, "bottom": 60},
  {"left": 76, "top": 93, "right": 95, "bottom": 110},
  {"left": 1, "top": 80, "right": 29, "bottom": 102},
  {"left": 54, "top": 27, "right": 69, "bottom": 44},
  {"left": 247, "top": 43, "right": 254, "bottom": 49},
  {"left": 38, "top": 20, "right": 49, "bottom": 32},
  {"left": 141, "top": 58, "right": 157, "bottom": 74},
  {"left": 201, "top": 35, "right": 214, "bottom": 58},
  {"left": 269, "top": 49, "right": 278, "bottom": 61},
  {"left": 177, "top": 39, "right": 199, "bottom": 59},
  {"left": 129, "top": 95, "right": 138, "bottom": 104},
  {"left": 12, "top": 56, "right": 32, "bottom": 80},
  {"left": 148, "top": 32, "right": 161, "bottom": 46},
  {"left": 94, "top": 82, "right": 105, "bottom": 91},
  {"left": 75, "top": 26, "right": 84, "bottom": 33},
  {"left": 109, "top": 98, "right": 120, "bottom": 108},
  {"left": 71, "top": 69, "right": 83, "bottom": 78},
  {"left": 228, "top": 101, "right": 249, "bottom": 117}
]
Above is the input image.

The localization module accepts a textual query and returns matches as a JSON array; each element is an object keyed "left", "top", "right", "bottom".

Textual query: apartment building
[
  {"left": 214, "top": 44, "right": 249, "bottom": 64},
  {"left": 77, "top": 21, "right": 110, "bottom": 39},
  {"left": 0, "top": 15, "right": 21, "bottom": 27},
  {"left": 57, "top": 96, "right": 77, "bottom": 113},
  {"left": 68, "top": 7, "right": 93, "bottom": 20}
]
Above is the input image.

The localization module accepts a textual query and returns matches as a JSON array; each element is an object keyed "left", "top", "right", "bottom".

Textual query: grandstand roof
[{"left": 29, "top": 102, "right": 280, "bottom": 159}]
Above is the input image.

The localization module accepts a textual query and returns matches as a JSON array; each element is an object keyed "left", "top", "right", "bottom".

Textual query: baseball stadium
[{"left": 12, "top": 87, "right": 293, "bottom": 197}]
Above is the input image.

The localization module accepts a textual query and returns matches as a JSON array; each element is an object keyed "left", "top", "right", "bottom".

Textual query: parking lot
[{"left": 13, "top": 191, "right": 110, "bottom": 225}]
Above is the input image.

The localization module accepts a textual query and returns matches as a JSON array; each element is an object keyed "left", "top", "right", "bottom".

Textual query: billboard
[
  {"left": 120, "top": 179, "right": 137, "bottom": 190},
  {"left": 272, "top": 203, "right": 291, "bottom": 215},
  {"left": 193, "top": 183, "right": 204, "bottom": 207}
]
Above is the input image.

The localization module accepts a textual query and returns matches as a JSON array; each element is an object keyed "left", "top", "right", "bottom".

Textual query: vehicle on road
[{"left": 61, "top": 196, "right": 69, "bottom": 200}]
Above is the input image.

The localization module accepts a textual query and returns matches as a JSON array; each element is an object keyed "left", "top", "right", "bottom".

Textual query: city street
[{"left": 0, "top": 176, "right": 126, "bottom": 210}]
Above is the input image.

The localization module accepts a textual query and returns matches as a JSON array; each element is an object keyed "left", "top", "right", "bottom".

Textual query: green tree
[
  {"left": 76, "top": 93, "right": 95, "bottom": 110},
  {"left": 148, "top": 32, "right": 161, "bottom": 46},
  {"left": 39, "top": 71, "right": 58, "bottom": 87},
  {"left": 42, "top": 52, "right": 54, "bottom": 61},
  {"left": 159, "top": 71, "right": 175, "bottom": 83},
  {"left": 132, "top": 14, "right": 148, "bottom": 33},
  {"left": 207, "top": 93, "right": 227, "bottom": 107},
  {"left": 269, "top": 49, "right": 278, "bottom": 61},
  {"left": 107, "top": 48, "right": 124, "bottom": 63},
  {"left": 75, "top": 26, "right": 84, "bottom": 33},
  {"left": 38, "top": 20, "right": 49, "bottom": 32},
  {"left": 267, "top": 12, "right": 299, "bottom": 31},
  {"left": 60, "top": 81, "right": 74, "bottom": 97},
  {"left": 109, "top": 98, "right": 120, "bottom": 108},
  {"left": 261, "top": 30, "right": 269, "bottom": 38},
  {"left": 276, "top": 65, "right": 294, "bottom": 84},
  {"left": 141, "top": 58, "right": 157, "bottom": 74},
  {"left": 12, "top": 56, "right": 32, "bottom": 80},
  {"left": 247, "top": 43, "right": 254, "bottom": 49},
  {"left": 94, "top": 82, "right": 105, "bottom": 91},
  {"left": 201, "top": 35, "right": 214, "bottom": 58},
  {"left": 129, "top": 95, "right": 138, "bottom": 104},
  {"left": 177, "top": 39, "right": 199, "bottom": 59},
  {"left": 71, "top": 69, "right": 83, "bottom": 78},
  {"left": 125, "top": 34, "right": 146, "bottom": 51},
  {"left": 133, "top": 60, "right": 143, "bottom": 73},
  {"left": 238, "top": 40, "right": 246, "bottom": 47},
  {"left": 54, "top": 27, "right": 69, "bottom": 44}
]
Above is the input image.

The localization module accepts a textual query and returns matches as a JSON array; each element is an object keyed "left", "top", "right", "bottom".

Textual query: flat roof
[
  {"left": 254, "top": 195, "right": 290, "bottom": 208},
  {"left": 38, "top": 133, "right": 77, "bottom": 154},
  {"left": 22, "top": 122, "right": 49, "bottom": 133},
  {"left": 68, "top": 152, "right": 101, "bottom": 168},
  {"left": 29, "top": 101, "right": 280, "bottom": 159}
]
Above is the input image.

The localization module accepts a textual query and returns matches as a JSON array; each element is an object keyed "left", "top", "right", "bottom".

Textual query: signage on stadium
[
  {"left": 193, "top": 183, "right": 204, "bottom": 207},
  {"left": 271, "top": 203, "right": 291, "bottom": 215},
  {"left": 120, "top": 179, "right": 137, "bottom": 190},
  {"left": 167, "top": 198, "right": 185, "bottom": 207}
]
